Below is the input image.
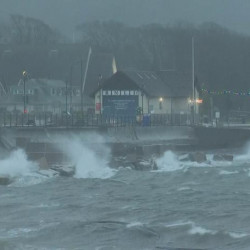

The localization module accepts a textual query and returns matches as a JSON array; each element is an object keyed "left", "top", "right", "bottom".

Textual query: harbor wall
[{"left": 1, "top": 126, "right": 250, "bottom": 164}]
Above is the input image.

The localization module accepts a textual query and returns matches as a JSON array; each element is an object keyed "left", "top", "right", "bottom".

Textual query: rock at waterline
[
  {"left": 131, "top": 159, "right": 158, "bottom": 171},
  {"left": 213, "top": 154, "right": 233, "bottom": 161},
  {"left": 37, "top": 156, "right": 49, "bottom": 170},
  {"left": 0, "top": 176, "right": 11, "bottom": 185},
  {"left": 50, "top": 165, "right": 75, "bottom": 177},
  {"left": 188, "top": 152, "right": 207, "bottom": 163}
]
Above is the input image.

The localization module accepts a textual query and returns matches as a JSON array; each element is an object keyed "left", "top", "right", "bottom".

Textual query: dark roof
[
  {"left": 93, "top": 70, "right": 172, "bottom": 97},
  {"left": 157, "top": 70, "right": 193, "bottom": 97},
  {"left": 123, "top": 70, "right": 172, "bottom": 97}
]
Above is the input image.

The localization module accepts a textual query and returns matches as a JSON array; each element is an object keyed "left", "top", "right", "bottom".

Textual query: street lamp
[
  {"left": 22, "top": 70, "right": 28, "bottom": 114},
  {"left": 65, "top": 78, "right": 68, "bottom": 114},
  {"left": 159, "top": 97, "right": 163, "bottom": 110}
]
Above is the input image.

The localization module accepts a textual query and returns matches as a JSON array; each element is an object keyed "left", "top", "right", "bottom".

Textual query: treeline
[
  {"left": 76, "top": 21, "right": 250, "bottom": 114},
  {"left": 1, "top": 16, "right": 250, "bottom": 114},
  {"left": 0, "top": 15, "right": 65, "bottom": 45}
]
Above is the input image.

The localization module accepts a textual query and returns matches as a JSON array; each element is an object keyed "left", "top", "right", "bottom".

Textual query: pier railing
[{"left": 0, "top": 113, "right": 194, "bottom": 128}]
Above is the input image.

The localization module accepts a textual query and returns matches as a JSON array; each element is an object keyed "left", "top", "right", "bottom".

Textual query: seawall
[
  {"left": 194, "top": 126, "right": 250, "bottom": 149},
  {"left": 1, "top": 125, "right": 250, "bottom": 164},
  {"left": 0, "top": 126, "right": 195, "bottom": 164}
]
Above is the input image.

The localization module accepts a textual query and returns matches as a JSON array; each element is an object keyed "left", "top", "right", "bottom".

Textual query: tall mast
[
  {"left": 192, "top": 37, "right": 195, "bottom": 124},
  {"left": 192, "top": 37, "right": 195, "bottom": 103}
]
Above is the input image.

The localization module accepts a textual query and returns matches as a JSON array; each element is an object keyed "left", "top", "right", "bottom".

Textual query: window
[
  {"left": 75, "top": 89, "right": 80, "bottom": 96},
  {"left": 149, "top": 105, "right": 154, "bottom": 112},
  {"left": 27, "top": 89, "right": 34, "bottom": 95},
  {"left": 51, "top": 88, "right": 56, "bottom": 95}
]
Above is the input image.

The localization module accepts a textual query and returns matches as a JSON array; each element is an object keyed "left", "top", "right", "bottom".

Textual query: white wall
[
  {"left": 172, "top": 97, "right": 190, "bottom": 114},
  {"left": 95, "top": 89, "right": 198, "bottom": 115},
  {"left": 147, "top": 97, "right": 171, "bottom": 114}
]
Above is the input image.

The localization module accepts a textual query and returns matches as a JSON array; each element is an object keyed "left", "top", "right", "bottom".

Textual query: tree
[{"left": 10, "top": 14, "right": 63, "bottom": 45}]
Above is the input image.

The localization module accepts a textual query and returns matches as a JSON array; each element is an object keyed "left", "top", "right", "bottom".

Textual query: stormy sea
[{"left": 1, "top": 137, "right": 250, "bottom": 250}]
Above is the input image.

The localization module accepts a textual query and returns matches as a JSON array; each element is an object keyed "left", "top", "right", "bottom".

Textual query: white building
[{"left": 92, "top": 70, "right": 201, "bottom": 125}]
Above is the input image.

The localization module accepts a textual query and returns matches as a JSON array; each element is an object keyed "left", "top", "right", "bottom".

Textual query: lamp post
[
  {"left": 22, "top": 70, "right": 27, "bottom": 114},
  {"left": 80, "top": 60, "right": 83, "bottom": 116},
  {"left": 159, "top": 97, "right": 163, "bottom": 110},
  {"left": 141, "top": 91, "right": 144, "bottom": 115},
  {"left": 65, "top": 78, "right": 68, "bottom": 114}
]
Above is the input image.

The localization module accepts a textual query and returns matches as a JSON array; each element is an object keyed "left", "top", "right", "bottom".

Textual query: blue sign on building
[{"left": 103, "top": 95, "right": 138, "bottom": 117}]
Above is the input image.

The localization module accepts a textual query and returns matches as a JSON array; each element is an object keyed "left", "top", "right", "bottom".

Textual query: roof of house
[
  {"left": 93, "top": 70, "right": 173, "bottom": 97},
  {"left": 157, "top": 70, "right": 193, "bottom": 97},
  {"left": 123, "top": 70, "right": 172, "bottom": 97}
]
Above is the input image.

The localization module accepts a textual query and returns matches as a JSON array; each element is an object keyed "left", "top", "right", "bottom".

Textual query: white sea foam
[
  {"left": 0, "top": 149, "right": 57, "bottom": 187},
  {"left": 154, "top": 150, "right": 238, "bottom": 173},
  {"left": 58, "top": 135, "right": 116, "bottom": 179},
  {"left": 9, "top": 172, "right": 51, "bottom": 187},
  {"left": 188, "top": 224, "right": 217, "bottom": 235},
  {"left": 155, "top": 151, "right": 184, "bottom": 172},
  {"left": 0, "top": 149, "right": 38, "bottom": 178},
  {"left": 227, "top": 232, "right": 248, "bottom": 239},
  {"left": 164, "top": 221, "right": 193, "bottom": 228},
  {"left": 164, "top": 220, "right": 249, "bottom": 239},
  {"left": 219, "top": 170, "right": 239, "bottom": 175},
  {"left": 5, "top": 222, "right": 60, "bottom": 239},
  {"left": 126, "top": 222, "right": 144, "bottom": 228},
  {"left": 234, "top": 141, "right": 250, "bottom": 163},
  {"left": 177, "top": 186, "right": 191, "bottom": 191}
]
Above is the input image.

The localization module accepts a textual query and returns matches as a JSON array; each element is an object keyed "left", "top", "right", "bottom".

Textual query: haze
[{"left": 1, "top": 0, "right": 250, "bottom": 37}]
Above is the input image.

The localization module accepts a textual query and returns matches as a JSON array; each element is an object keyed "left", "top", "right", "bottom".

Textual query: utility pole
[
  {"left": 192, "top": 37, "right": 195, "bottom": 125},
  {"left": 22, "top": 71, "right": 27, "bottom": 114},
  {"left": 69, "top": 65, "right": 73, "bottom": 113},
  {"left": 80, "top": 59, "right": 83, "bottom": 116},
  {"left": 65, "top": 79, "right": 68, "bottom": 114}
]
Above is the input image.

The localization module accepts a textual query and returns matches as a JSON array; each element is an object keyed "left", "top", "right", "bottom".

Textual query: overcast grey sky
[{"left": 1, "top": 0, "right": 250, "bottom": 37}]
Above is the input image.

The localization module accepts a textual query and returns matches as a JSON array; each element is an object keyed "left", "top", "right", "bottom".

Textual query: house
[
  {"left": 157, "top": 70, "right": 201, "bottom": 116},
  {"left": 92, "top": 70, "right": 201, "bottom": 124},
  {"left": 0, "top": 45, "right": 116, "bottom": 114}
]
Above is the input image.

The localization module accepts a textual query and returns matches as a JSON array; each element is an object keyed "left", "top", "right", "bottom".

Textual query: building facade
[{"left": 93, "top": 70, "right": 201, "bottom": 124}]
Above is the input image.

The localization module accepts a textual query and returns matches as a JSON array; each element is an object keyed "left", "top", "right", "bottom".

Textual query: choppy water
[{"left": 2, "top": 138, "right": 250, "bottom": 249}]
